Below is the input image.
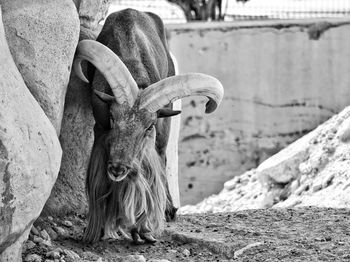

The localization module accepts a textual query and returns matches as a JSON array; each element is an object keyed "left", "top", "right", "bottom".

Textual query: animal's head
[{"left": 73, "top": 40, "right": 224, "bottom": 182}]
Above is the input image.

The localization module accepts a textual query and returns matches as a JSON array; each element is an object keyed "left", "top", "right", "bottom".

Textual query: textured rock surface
[
  {"left": 43, "top": 17, "right": 98, "bottom": 214},
  {"left": 0, "top": 0, "right": 80, "bottom": 133},
  {"left": 167, "top": 20, "right": 350, "bottom": 205},
  {"left": 0, "top": 11, "right": 62, "bottom": 261},
  {"left": 43, "top": 54, "right": 94, "bottom": 215},
  {"left": 179, "top": 106, "right": 350, "bottom": 214},
  {"left": 78, "top": 0, "right": 112, "bottom": 31},
  {"left": 44, "top": 0, "right": 111, "bottom": 215}
]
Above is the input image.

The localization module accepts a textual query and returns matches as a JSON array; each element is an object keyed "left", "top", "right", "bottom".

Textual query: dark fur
[{"left": 84, "top": 9, "right": 177, "bottom": 243}]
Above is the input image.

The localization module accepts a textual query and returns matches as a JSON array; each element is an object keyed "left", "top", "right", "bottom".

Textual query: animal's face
[{"left": 106, "top": 102, "right": 157, "bottom": 182}]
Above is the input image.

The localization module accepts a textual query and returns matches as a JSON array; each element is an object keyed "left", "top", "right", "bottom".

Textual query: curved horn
[
  {"left": 139, "top": 73, "right": 224, "bottom": 114},
  {"left": 73, "top": 40, "right": 139, "bottom": 107}
]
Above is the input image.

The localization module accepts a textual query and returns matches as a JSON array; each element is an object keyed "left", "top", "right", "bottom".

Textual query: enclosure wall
[{"left": 167, "top": 19, "right": 350, "bottom": 205}]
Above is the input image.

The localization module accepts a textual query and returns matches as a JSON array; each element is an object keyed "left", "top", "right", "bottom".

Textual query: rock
[
  {"left": 31, "top": 226, "right": 40, "bottom": 236},
  {"left": 25, "top": 254, "right": 43, "bottom": 262},
  {"left": 81, "top": 251, "right": 101, "bottom": 261},
  {"left": 55, "top": 227, "right": 69, "bottom": 238},
  {"left": 40, "top": 239, "right": 52, "bottom": 247},
  {"left": 33, "top": 236, "right": 44, "bottom": 244},
  {"left": 257, "top": 131, "right": 315, "bottom": 184},
  {"left": 180, "top": 106, "right": 350, "bottom": 214},
  {"left": 148, "top": 260, "right": 171, "bottom": 262},
  {"left": 45, "top": 227, "right": 58, "bottom": 241},
  {"left": 78, "top": 0, "right": 112, "bottom": 31},
  {"left": 41, "top": 229, "right": 51, "bottom": 240},
  {"left": 118, "top": 255, "right": 146, "bottom": 262},
  {"left": 63, "top": 249, "right": 80, "bottom": 262},
  {"left": 0, "top": 0, "right": 80, "bottom": 134},
  {"left": 43, "top": 3, "right": 99, "bottom": 216},
  {"left": 62, "top": 220, "right": 73, "bottom": 228},
  {"left": 24, "top": 240, "right": 37, "bottom": 250},
  {"left": 182, "top": 248, "right": 191, "bottom": 257},
  {"left": 46, "top": 250, "right": 61, "bottom": 259}
]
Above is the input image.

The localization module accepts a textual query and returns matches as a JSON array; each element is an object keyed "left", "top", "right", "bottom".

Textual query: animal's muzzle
[{"left": 107, "top": 162, "right": 131, "bottom": 182}]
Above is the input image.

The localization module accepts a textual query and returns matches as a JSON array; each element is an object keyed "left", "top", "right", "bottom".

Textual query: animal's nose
[{"left": 107, "top": 162, "right": 130, "bottom": 178}]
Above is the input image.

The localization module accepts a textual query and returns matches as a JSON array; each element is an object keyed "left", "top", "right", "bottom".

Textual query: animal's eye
[{"left": 145, "top": 124, "right": 154, "bottom": 134}]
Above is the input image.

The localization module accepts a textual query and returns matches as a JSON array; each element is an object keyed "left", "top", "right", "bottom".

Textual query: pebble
[
  {"left": 64, "top": 249, "right": 80, "bottom": 262},
  {"left": 31, "top": 226, "right": 40, "bottom": 236},
  {"left": 25, "top": 254, "right": 42, "bottom": 262},
  {"left": 55, "top": 226, "right": 69, "bottom": 238},
  {"left": 25, "top": 240, "right": 37, "bottom": 250},
  {"left": 120, "top": 255, "right": 146, "bottom": 262},
  {"left": 81, "top": 251, "right": 101, "bottom": 260},
  {"left": 147, "top": 259, "right": 171, "bottom": 262},
  {"left": 48, "top": 216, "right": 54, "bottom": 221},
  {"left": 41, "top": 229, "right": 51, "bottom": 240},
  {"left": 46, "top": 227, "right": 58, "bottom": 240},
  {"left": 40, "top": 239, "right": 52, "bottom": 247},
  {"left": 33, "top": 236, "right": 44, "bottom": 244},
  {"left": 63, "top": 220, "right": 73, "bottom": 227},
  {"left": 182, "top": 248, "right": 191, "bottom": 257},
  {"left": 46, "top": 250, "right": 61, "bottom": 259}
]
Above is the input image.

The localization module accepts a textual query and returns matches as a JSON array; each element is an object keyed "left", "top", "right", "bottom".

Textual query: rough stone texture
[
  {"left": 43, "top": 54, "right": 94, "bottom": 215},
  {"left": 0, "top": 0, "right": 80, "bottom": 134},
  {"left": 43, "top": 0, "right": 110, "bottom": 216},
  {"left": 167, "top": 19, "right": 350, "bottom": 205},
  {"left": 0, "top": 11, "right": 62, "bottom": 261},
  {"left": 179, "top": 106, "right": 350, "bottom": 214},
  {"left": 78, "top": 0, "right": 112, "bottom": 31}
]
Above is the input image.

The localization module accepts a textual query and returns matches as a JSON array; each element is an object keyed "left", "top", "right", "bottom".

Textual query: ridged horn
[
  {"left": 139, "top": 73, "right": 224, "bottom": 113},
  {"left": 73, "top": 39, "right": 139, "bottom": 107}
]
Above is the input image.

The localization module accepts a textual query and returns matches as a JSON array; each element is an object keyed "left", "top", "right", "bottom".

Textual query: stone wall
[{"left": 167, "top": 18, "right": 350, "bottom": 205}]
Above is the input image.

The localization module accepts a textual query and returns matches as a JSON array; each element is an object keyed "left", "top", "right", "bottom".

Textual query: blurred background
[{"left": 107, "top": 0, "right": 350, "bottom": 24}]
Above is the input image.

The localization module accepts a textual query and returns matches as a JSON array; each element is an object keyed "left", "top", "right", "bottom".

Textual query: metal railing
[
  {"left": 109, "top": 0, "right": 350, "bottom": 23},
  {"left": 225, "top": 0, "right": 350, "bottom": 20}
]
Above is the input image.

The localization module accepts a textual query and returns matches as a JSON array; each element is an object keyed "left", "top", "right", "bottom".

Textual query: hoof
[
  {"left": 165, "top": 205, "right": 178, "bottom": 222},
  {"left": 131, "top": 229, "right": 145, "bottom": 245},
  {"left": 140, "top": 232, "right": 157, "bottom": 244}
]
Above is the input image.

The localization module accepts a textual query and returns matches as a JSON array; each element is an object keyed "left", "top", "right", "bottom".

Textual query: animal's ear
[
  {"left": 157, "top": 109, "right": 181, "bottom": 118},
  {"left": 94, "top": 90, "right": 115, "bottom": 103}
]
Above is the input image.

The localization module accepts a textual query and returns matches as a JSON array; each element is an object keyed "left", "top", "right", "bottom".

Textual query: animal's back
[{"left": 92, "top": 9, "right": 175, "bottom": 91}]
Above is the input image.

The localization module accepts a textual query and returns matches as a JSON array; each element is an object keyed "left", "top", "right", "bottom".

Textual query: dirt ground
[{"left": 23, "top": 208, "right": 350, "bottom": 262}]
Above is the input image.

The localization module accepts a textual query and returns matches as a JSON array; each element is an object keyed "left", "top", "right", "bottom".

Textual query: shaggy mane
[{"left": 83, "top": 134, "right": 167, "bottom": 243}]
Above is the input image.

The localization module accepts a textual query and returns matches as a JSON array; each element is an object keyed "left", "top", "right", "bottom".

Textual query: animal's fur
[
  {"left": 84, "top": 128, "right": 167, "bottom": 243},
  {"left": 83, "top": 9, "right": 178, "bottom": 243}
]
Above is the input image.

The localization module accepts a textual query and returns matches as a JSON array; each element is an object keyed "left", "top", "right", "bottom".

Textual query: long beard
[
  {"left": 105, "top": 145, "right": 167, "bottom": 233},
  {"left": 84, "top": 137, "right": 167, "bottom": 243}
]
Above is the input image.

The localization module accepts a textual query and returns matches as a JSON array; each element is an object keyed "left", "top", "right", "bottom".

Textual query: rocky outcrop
[
  {"left": 179, "top": 106, "right": 350, "bottom": 214},
  {"left": 43, "top": 48, "right": 94, "bottom": 215},
  {"left": 44, "top": 0, "right": 112, "bottom": 215},
  {"left": 0, "top": 10, "right": 62, "bottom": 261},
  {"left": 0, "top": 0, "right": 80, "bottom": 134},
  {"left": 73, "top": 0, "right": 112, "bottom": 39}
]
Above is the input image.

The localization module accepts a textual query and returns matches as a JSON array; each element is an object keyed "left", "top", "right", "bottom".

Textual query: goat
[{"left": 73, "top": 9, "right": 224, "bottom": 244}]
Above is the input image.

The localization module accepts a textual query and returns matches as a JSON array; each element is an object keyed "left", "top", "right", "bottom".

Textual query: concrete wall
[{"left": 167, "top": 18, "right": 350, "bottom": 205}]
